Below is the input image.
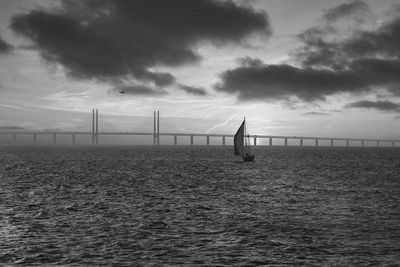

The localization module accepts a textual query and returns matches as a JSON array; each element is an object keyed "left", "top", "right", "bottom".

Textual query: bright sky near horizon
[{"left": 1, "top": 0, "right": 400, "bottom": 139}]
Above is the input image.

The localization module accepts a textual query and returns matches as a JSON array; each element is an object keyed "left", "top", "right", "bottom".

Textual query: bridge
[{"left": 0, "top": 109, "right": 399, "bottom": 147}]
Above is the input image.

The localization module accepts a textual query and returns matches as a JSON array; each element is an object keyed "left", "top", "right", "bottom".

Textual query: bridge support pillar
[
  {"left": 153, "top": 111, "right": 156, "bottom": 145},
  {"left": 222, "top": 136, "right": 225, "bottom": 146},
  {"left": 331, "top": 139, "right": 334, "bottom": 147},
  {"left": 346, "top": 139, "right": 349, "bottom": 147},
  {"left": 284, "top": 138, "right": 288, "bottom": 147},
  {"left": 269, "top": 137, "right": 272, "bottom": 146},
  {"left": 157, "top": 110, "right": 160, "bottom": 145},
  {"left": 254, "top": 136, "right": 257, "bottom": 146},
  {"left": 315, "top": 139, "right": 319, "bottom": 146},
  {"left": 361, "top": 140, "right": 364, "bottom": 147},
  {"left": 207, "top": 136, "right": 210, "bottom": 146},
  {"left": 174, "top": 135, "right": 177, "bottom": 145},
  {"left": 377, "top": 140, "right": 380, "bottom": 147},
  {"left": 190, "top": 135, "right": 194, "bottom": 146},
  {"left": 300, "top": 138, "right": 303, "bottom": 146},
  {"left": 96, "top": 109, "right": 99, "bottom": 145}
]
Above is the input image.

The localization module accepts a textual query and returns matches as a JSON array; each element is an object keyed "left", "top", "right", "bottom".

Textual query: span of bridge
[
  {"left": 0, "top": 109, "right": 398, "bottom": 147},
  {"left": 1, "top": 131, "right": 399, "bottom": 147}
]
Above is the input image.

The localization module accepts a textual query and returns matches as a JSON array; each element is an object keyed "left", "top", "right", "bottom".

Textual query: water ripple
[{"left": 0, "top": 146, "right": 399, "bottom": 265}]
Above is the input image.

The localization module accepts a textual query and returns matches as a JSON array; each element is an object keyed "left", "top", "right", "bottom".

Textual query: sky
[{"left": 1, "top": 0, "right": 400, "bottom": 141}]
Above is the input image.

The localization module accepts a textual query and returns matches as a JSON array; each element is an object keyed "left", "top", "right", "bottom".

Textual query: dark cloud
[
  {"left": 215, "top": 60, "right": 368, "bottom": 101},
  {"left": 10, "top": 0, "right": 270, "bottom": 88},
  {"left": 297, "top": 3, "right": 400, "bottom": 70},
  {"left": 0, "top": 126, "right": 25, "bottom": 130},
  {"left": 303, "top": 112, "right": 330, "bottom": 116},
  {"left": 349, "top": 58, "right": 400, "bottom": 88},
  {"left": 297, "top": 30, "right": 346, "bottom": 70},
  {"left": 216, "top": 2, "right": 400, "bottom": 102},
  {"left": 111, "top": 85, "right": 167, "bottom": 96},
  {"left": 345, "top": 100, "right": 400, "bottom": 111},
  {"left": 0, "top": 36, "right": 13, "bottom": 54},
  {"left": 178, "top": 84, "right": 208, "bottom": 96},
  {"left": 236, "top": 56, "right": 264, "bottom": 68},
  {"left": 297, "top": 1, "right": 375, "bottom": 69},
  {"left": 322, "top": 0, "right": 370, "bottom": 22},
  {"left": 342, "top": 19, "right": 400, "bottom": 59}
]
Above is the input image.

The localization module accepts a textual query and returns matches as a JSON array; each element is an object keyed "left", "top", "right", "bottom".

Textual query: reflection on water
[{"left": 1, "top": 146, "right": 400, "bottom": 265}]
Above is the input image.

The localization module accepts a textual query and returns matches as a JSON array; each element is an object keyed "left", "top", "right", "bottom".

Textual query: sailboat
[{"left": 234, "top": 118, "right": 255, "bottom": 162}]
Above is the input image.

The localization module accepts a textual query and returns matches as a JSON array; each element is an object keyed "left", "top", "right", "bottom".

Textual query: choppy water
[{"left": 1, "top": 145, "right": 400, "bottom": 266}]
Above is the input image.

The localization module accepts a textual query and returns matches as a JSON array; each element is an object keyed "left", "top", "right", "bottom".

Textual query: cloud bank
[
  {"left": 345, "top": 100, "right": 400, "bottom": 112},
  {"left": 216, "top": 1, "right": 400, "bottom": 102},
  {"left": 0, "top": 36, "right": 13, "bottom": 54},
  {"left": 215, "top": 60, "right": 369, "bottom": 101},
  {"left": 178, "top": 85, "right": 208, "bottom": 96},
  {"left": 321, "top": 0, "right": 371, "bottom": 23},
  {"left": 11, "top": 0, "right": 270, "bottom": 94}
]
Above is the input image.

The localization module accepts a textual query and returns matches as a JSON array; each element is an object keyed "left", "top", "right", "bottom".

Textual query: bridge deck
[{"left": 0, "top": 131, "right": 399, "bottom": 146}]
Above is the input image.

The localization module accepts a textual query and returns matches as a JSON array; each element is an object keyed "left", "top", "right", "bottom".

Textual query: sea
[{"left": 1, "top": 145, "right": 400, "bottom": 266}]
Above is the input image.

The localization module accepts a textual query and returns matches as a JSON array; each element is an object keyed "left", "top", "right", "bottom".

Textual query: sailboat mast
[
  {"left": 244, "top": 118, "right": 246, "bottom": 155},
  {"left": 242, "top": 117, "right": 247, "bottom": 156}
]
